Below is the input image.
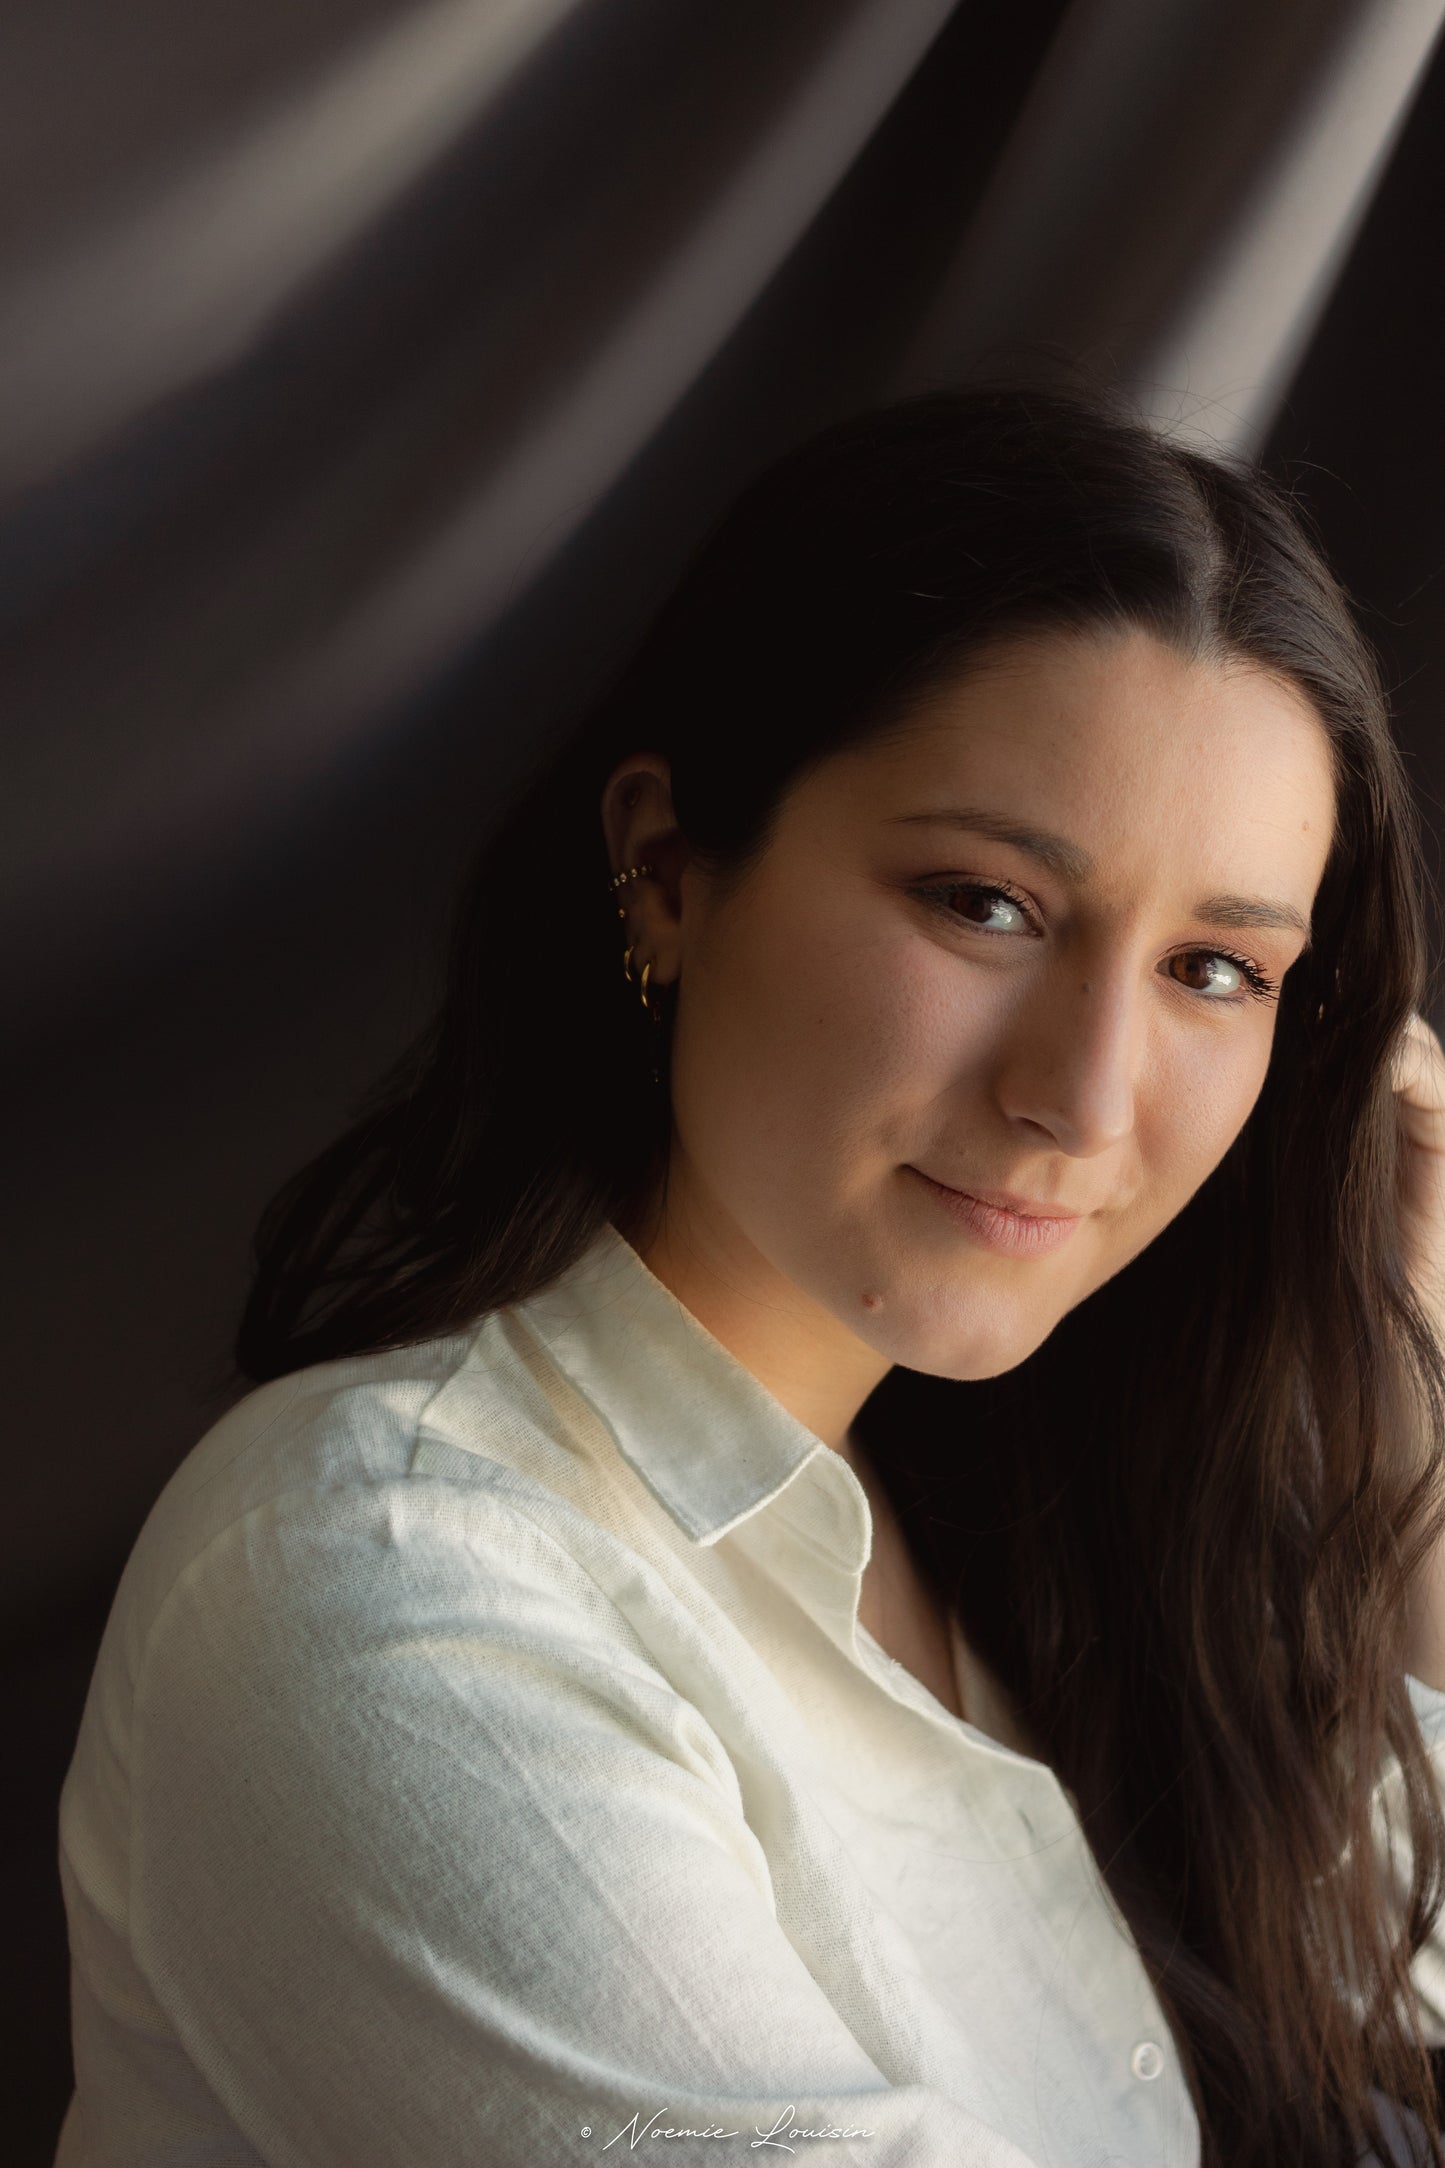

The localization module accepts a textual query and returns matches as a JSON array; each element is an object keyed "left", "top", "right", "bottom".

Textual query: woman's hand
[
  {"left": 1392, "top": 1010, "right": 1445, "bottom": 1337},
  {"left": 1390, "top": 1010, "right": 1445, "bottom": 1690}
]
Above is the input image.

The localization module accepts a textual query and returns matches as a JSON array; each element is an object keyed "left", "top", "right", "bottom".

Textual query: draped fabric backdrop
[{"left": 7, "top": 3, "right": 1444, "bottom": 2157}]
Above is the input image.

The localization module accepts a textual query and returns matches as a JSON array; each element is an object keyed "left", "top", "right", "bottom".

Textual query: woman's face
[{"left": 658, "top": 623, "right": 1338, "bottom": 1381}]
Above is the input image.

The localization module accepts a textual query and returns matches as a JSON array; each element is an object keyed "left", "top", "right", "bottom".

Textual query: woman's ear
[{"left": 599, "top": 752, "right": 687, "bottom": 986}]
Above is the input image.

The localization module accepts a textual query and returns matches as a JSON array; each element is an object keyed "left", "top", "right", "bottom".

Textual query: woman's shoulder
[
  {"left": 109, "top": 1330, "right": 470, "bottom": 1648},
  {"left": 97, "top": 1308, "right": 640, "bottom": 1716},
  {"left": 58, "top": 1313, "right": 743, "bottom": 2081}
]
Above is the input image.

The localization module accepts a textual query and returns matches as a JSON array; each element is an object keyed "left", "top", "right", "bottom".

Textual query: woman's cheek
[
  {"left": 1139, "top": 1048, "right": 1265, "bottom": 1226},
  {"left": 757, "top": 918, "right": 934, "bottom": 1085}
]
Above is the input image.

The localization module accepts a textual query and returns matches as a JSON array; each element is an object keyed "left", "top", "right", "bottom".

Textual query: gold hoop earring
[
  {"left": 639, "top": 961, "right": 669, "bottom": 1088},
  {"left": 606, "top": 863, "right": 668, "bottom": 1086},
  {"left": 637, "top": 959, "right": 673, "bottom": 1022}
]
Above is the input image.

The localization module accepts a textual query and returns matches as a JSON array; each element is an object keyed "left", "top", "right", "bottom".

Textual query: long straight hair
[{"left": 236, "top": 384, "right": 1445, "bottom": 2167}]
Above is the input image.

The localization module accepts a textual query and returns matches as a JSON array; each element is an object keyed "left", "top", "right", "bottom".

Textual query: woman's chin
[{"left": 852, "top": 1277, "right": 1063, "bottom": 1382}]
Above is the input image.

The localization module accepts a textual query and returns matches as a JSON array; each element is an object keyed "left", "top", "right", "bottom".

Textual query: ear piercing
[
  {"left": 608, "top": 863, "right": 655, "bottom": 903},
  {"left": 610, "top": 863, "right": 655, "bottom": 993},
  {"left": 608, "top": 862, "right": 666, "bottom": 1025}
]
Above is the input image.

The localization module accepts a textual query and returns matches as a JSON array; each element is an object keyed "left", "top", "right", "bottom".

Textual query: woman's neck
[{"left": 623, "top": 1205, "right": 893, "bottom": 1454}]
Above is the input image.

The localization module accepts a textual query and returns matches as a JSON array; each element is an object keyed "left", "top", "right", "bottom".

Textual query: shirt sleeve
[
  {"left": 1383, "top": 1673, "right": 1445, "bottom": 2045},
  {"left": 127, "top": 1471, "right": 1037, "bottom": 2168}
]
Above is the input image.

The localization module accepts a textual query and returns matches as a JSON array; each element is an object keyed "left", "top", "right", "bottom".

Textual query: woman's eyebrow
[
  {"left": 1192, "top": 893, "right": 1312, "bottom": 944},
  {"left": 886, "top": 805, "right": 1092, "bottom": 881},
  {"left": 884, "top": 806, "right": 1313, "bottom": 946}
]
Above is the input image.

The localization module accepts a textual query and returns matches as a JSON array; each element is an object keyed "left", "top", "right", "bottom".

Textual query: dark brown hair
[{"left": 236, "top": 383, "right": 1445, "bottom": 2167}]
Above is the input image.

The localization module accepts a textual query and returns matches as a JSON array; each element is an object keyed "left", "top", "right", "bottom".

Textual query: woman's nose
[{"left": 994, "top": 970, "right": 1140, "bottom": 1157}]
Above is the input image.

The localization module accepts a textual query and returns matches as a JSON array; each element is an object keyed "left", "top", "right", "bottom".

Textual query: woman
[{"left": 54, "top": 384, "right": 1445, "bottom": 2168}]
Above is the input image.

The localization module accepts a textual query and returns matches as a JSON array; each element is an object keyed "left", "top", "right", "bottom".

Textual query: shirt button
[{"left": 1131, "top": 2040, "right": 1165, "bottom": 2082}]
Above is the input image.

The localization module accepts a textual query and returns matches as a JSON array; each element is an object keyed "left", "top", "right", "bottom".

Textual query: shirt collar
[{"left": 508, "top": 1220, "right": 831, "bottom": 1547}]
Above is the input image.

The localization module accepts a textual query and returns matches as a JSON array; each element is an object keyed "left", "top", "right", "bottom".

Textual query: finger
[
  {"left": 1393, "top": 1012, "right": 1445, "bottom": 1109},
  {"left": 1394, "top": 1015, "right": 1445, "bottom": 1168}
]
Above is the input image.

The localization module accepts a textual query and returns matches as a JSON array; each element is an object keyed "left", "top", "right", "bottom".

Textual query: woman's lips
[{"left": 906, "top": 1168, "right": 1083, "bottom": 1256}]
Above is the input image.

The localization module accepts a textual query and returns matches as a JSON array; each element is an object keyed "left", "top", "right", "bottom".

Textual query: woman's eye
[
  {"left": 1169, "top": 952, "right": 1245, "bottom": 997},
  {"left": 1167, "top": 951, "right": 1277, "bottom": 1002},
  {"left": 922, "top": 882, "right": 1032, "bottom": 934}
]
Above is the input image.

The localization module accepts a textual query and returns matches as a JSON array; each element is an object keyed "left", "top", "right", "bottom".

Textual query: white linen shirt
[{"left": 54, "top": 1219, "right": 1445, "bottom": 2168}]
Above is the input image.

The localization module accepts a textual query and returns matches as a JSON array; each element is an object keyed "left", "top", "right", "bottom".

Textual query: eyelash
[{"left": 909, "top": 878, "right": 1282, "bottom": 1006}]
